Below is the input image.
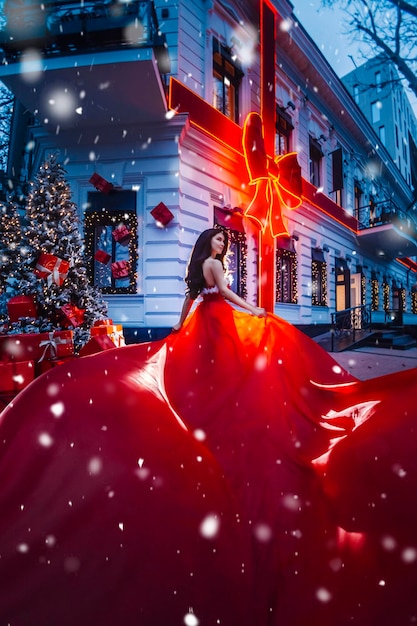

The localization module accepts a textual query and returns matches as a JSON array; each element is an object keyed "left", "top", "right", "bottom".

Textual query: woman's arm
[
  {"left": 210, "top": 259, "right": 266, "bottom": 317},
  {"left": 172, "top": 293, "right": 193, "bottom": 332}
]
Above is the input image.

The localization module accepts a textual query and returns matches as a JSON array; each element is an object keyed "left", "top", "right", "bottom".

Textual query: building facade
[
  {"left": 343, "top": 55, "right": 417, "bottom": 194},
  {"left": 1, "top": 0, "right": 417, "bottom": 339}
]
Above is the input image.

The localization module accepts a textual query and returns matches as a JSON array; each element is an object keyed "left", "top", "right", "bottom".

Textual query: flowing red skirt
[{"left": 1, "top": 294, "right": 417, "bottom": 625}]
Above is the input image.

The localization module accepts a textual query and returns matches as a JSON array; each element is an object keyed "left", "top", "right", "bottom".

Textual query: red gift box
[
  {"left": 37, "top": 355, "right": 76, "bottom": 376},
  {"left": 93, "top": 319, "right": 113, "bottom": 327},
  {"left": 94, "top": 249, "right": 111, "bottom": 264},
  {"left": 79, "top": 335, "right": 116, "bottom": 357},
  {"left": 89, "top": 172, "right": 113, "bottom": 194},
  {"left": 7, "top": 295, "right": 38, "bottom": 322},
  {"left": 91, "top": 323, "right": 125, "bottom": 347},
  {"left": 60, "top": 304, "right": 85, "bottom": 328},
  {"left": 0, "top": 360, "right": 35, "bottom": 393},
  {"left": 0, "top": 331, "right": 74, "bottom": 367},
  {"left": 35, "top": 253, "right": 70, "bottom": 286},
  {"left": 112, "top": 224, "right": 131, "bottom": 245},
  {"left": 150, "top": 202, "right": 174, "bottom": 226},
  {"left": 111, "top": 260, "right": 130, "bottom": 278}
]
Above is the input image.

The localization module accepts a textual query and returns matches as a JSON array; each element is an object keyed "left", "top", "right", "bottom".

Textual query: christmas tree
[
  {"left": 0, "top": 199, "right": 40, "bottom": 324},
  {"left": 24, "top": 153, "right": 108, "bottom": 347},
  {"left": 0, "top": 200, "right": 24, "bottom": 319}
]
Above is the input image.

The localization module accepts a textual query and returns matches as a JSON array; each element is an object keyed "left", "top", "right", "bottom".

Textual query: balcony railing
[
  {"left": 356, "top": 199, "right": 417, "bottom": 236},
  {"left": 331, "top": 304, "right": 372, "bottom": 351},
  {"left": 0, "top": 0, "right": 170, "bottom": 72}
]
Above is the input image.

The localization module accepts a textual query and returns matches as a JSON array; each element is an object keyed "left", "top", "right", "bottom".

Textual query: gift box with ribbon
[
  {"left": 89, "top": 172, "right": 113, "bottom": 194},
  {"left": 93, "top": 319, "right": 113, "bottom": 327},
  {"left": 150, "top": 201, "right": 174, "bottom": 226},
  {"left": 60, "top": 304, "right": 85, "bottom": 329},
  {"left": 7, "top": 295, "right": 38, "bottom": 322},
  {"left": 0, "top": 359, "right": 35, "bottom": 393},
  {"left": 35, "top": 253, "right": 70, "bottom": 286},
  {"left": 112, "top": 224, "right": 131, "bottom": 245},
  {"left": 91, "top": 322, "right": 125, "bottom": 348},
  {"left": 0, "top": 331, "right": 74, "bottom": 375},
  {"left": 111, "top": 260, "right": 130, "bottom": 278},
  {"left": 94, "top": 249, "right": 111, "bottom": 265}
]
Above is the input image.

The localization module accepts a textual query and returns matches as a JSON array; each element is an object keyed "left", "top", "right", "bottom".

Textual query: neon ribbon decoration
[{"left": 242, "top": 111, "right": 302, "bottom": 237}]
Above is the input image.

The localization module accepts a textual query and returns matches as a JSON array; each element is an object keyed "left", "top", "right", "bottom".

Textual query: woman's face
[{"left": 211, "top": 232, "right": 225, "bottom": 256}]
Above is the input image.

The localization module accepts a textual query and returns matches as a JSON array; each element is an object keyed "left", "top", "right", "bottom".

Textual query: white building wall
[{"left": 14, "top": 0, "right": 417, "bottom": 333}]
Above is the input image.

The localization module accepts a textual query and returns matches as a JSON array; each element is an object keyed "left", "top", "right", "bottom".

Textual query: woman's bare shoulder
[{"left": 203, "top": 257, "right": 222, "bottom": 268}]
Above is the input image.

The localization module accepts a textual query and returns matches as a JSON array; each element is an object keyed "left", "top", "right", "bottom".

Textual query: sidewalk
[{"left": 324, "top": 345, "right": 417, "bottom": 381}]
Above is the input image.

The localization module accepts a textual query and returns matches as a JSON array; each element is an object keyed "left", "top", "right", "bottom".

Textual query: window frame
[
  {"left": 212, "top": 37, "right": 243, "bottom": 122},
  {"left": 309, "top": 137, "right": 323, "bottom": 188},
  {"left": 275, "top": 106, "right": 293, "bottom": 155},
  {"left": 276, "top": 247, "right": 298, "bottom": 304},
  {"left": 84, "top": 190, "right": 138, "bottom": 294}
]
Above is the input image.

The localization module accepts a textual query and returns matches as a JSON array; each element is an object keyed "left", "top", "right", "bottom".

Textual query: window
[
  {"left": 84, "top": 190, "right": 138, "bottom": 294},
  {"left": 375, "top": 71, "right": 381, "bottom": 93},
  {"left": 275, "top": 107, "right": 293, "bottom": 155},
  {"left": 371, "top": 101, "right": 381, "bottom": 124},
  {"left": 311, "top": 248, "right": 327, "bottom": 306},
  {"left": 379, "top": 125, "right": 386, "bottom": 145},
  {"left": 354, "top": 180, "right": 363, "bottom": 218},
  {"left": 212, "top": 38, "right": 243, "bottom": 122},
  {"left": 412, "top": 286, "right": 417, "bottom": 314},
  {"left": 371, "top": 274, "right": 379, "bottom": 311},
  {"left": 382, "top": 278, "right": 390, "bottom": 312},
  {"left": 276, "top": 244, "right": 298, "bottom": 304},
  {"left": 309, "top": 137, "right": 323, "bottom": 187},
  {"left": 214, "top": 208, "right": 247, "bottom": 298},
  {"left": 353, "top": 84, "right": 360, "bottom": 104},
  {"left": 331, "top": 148, "right": 343, "bottom": 207}
]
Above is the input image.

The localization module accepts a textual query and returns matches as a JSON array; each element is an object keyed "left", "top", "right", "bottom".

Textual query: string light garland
[
  {"left": 371, "top": 278, "right": 379, "bottom": 311},
  {"left": 276, "top": 249, "right": 298, "bottom": 304},
  {"left": 382, "top": 280, "right": 390, "bottom": 312},
  {"left": 412, "top": 290, "right": 417, "bottom": 314},
  {"left": 361, "top": 272, "right": 366, "bottom": 305},
  {"left": 311, "top": 260, "right": 327, "bottom": 306}
]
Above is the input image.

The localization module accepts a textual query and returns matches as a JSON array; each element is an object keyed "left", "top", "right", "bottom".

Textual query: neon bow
[{"left": 242, "top": 111, "right": 302, "bottom": 237}]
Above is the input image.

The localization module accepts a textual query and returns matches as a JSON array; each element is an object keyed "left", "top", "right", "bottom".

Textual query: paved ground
[{"left": 322, "top": 345, "right": 417, "bottom": 381}]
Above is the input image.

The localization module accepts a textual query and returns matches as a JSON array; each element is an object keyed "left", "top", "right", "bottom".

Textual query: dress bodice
[{"left": 201, "top": 284, "right": 219, "bottom": 296}]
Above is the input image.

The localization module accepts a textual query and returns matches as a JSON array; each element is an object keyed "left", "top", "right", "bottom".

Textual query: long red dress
[{"left": 1, "top": 290, "right": 417, "bottom": 625}]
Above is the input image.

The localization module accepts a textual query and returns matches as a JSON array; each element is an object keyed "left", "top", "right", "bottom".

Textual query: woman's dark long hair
[{"left": 185, "top": 227, "right": 229, "bottom": 299}]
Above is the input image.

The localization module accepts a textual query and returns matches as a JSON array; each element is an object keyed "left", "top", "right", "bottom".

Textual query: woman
[
  {"left": 2, "top": 228, "right": 417, "bottom": 625},
  {"left": 172, "top": 227, "right": 266, "bottom": 332}
]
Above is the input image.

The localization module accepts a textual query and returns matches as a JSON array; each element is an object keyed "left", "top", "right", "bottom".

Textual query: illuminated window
[
  {"left": 212, "top": 38, "right": 243, "bottom": 122},
  {"left": 276, "top": 244, "right": 298, "bottom": 304},
  {"left": 371, "top": 274, "right": 379, "bottom": 311},
  {"left": 411, "top": 286, "right": 417, "bottom": 314},
  {"left": 214, "top": 208, "right": 247, "bottom": 298},
  {"left": 311, "top": 248, "right": 327, "bottom": 306},
  {"left": 382, "top": 278, "right": 390, "bottom": 311},
  {"left": 84, "top": 190, "right": 138, "bottom": 294}
]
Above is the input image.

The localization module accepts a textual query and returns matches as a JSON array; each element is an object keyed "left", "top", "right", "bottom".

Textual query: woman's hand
[{"left": 253, "top": 307, "right": 267, "bottom": 318}]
